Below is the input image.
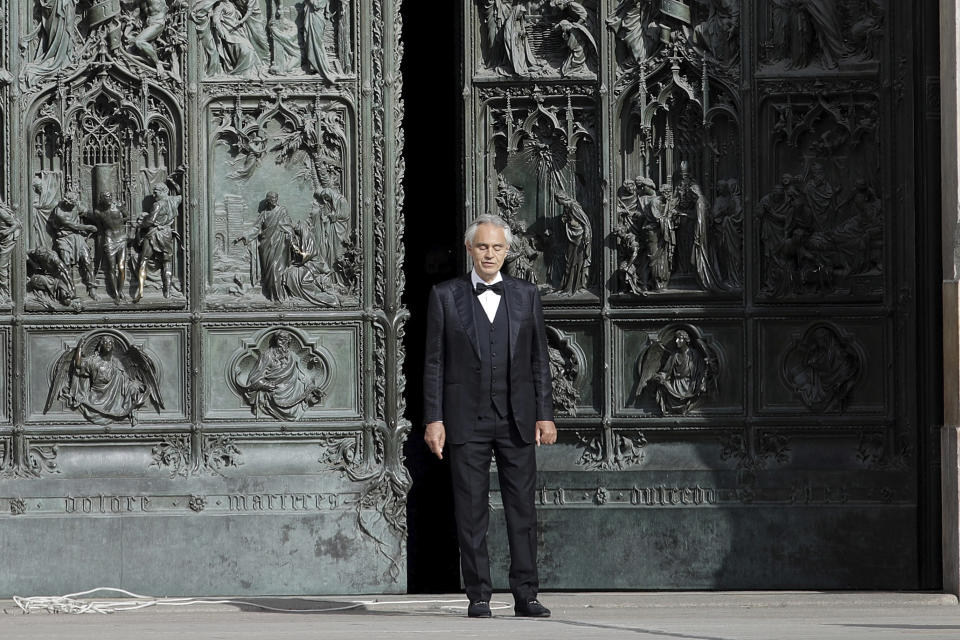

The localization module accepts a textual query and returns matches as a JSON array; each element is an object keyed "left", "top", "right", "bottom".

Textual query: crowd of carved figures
[
  {"left": 615, "top": 165, "right": 743, "bottom": 295},
  {"left": 191, "top": 0, "right": 346, "bottom": 80},
  {"left": 19, "top": 0, "right": 347, "bottom": 87},
  {"left": 26, "top": 168, "right": 186, "bottom": 309},
  {"left": 757, "top": 170, "right": 882, "bottom": 297},
  {"left": 479, "top": 0, "right": 599, "bottom": 77}
]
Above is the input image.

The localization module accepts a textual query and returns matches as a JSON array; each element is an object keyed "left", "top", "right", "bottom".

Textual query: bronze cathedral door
[
  {"left": 0, "top": 0, "right": 408, "bottom": 595},
  {"left": 454, "top": 0, "right": 942, "bottom": 588}
]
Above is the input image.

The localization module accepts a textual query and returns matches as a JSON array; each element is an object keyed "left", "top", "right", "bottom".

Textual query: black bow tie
[{"left": 474, "top": 282, "right": 504, "bottom": 296}]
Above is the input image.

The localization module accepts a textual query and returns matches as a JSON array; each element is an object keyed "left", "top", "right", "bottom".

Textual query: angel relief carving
[
  {"left": 634, "top": 325, "right": 720, "bottom": 415},
  {"left": 44, "top": 331, "right": 164, "bottom": 426},
  {"left": 230, "top": 329, "right": 332, "bottom": 421}
]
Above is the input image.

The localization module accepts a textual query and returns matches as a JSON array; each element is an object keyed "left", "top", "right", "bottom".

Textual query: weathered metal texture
[
  {"left": 464, "top": 0, "right": 924, "bottom": 588},
  {"left": 0, "top": 0, "right": 408, "bottom": 596}
]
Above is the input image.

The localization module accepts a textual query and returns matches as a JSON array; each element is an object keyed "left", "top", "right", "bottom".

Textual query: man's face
[{"left": 467, "top": 223, "right": 508, "bottom": 282}]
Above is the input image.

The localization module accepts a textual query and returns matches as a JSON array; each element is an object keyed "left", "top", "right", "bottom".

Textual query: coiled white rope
[{"left": 10, "top": 588, "right": 513, "bottom": 615}]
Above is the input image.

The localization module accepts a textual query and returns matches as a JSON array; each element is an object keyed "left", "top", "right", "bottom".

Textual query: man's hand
[
  {"left": 424, "top": 421, "right": 446, "bottom": 460},
  {"left": 535, "top": 420, "right": 557, "bottom": 446}
]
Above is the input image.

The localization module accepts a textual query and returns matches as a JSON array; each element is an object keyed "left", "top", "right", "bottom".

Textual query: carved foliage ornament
[
  {"left": 546, "top": 325, "right": 584, "bottom": 415},
  {"left": 780, "top": 323, "right": 863, "bottom": 413},
  {"left": 44, "top": 329, "right": 164, "bottom": 426},
  {"left": 635, "top": 324, "right": 720, "bottom": 415},
  {"left": 229, "top": 328, "right": 333, "bottom": 421}
]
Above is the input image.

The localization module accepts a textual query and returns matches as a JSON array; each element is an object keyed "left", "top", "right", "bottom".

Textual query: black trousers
[{"left": 448, "top": 413, "right": 539, "bottom": 603}]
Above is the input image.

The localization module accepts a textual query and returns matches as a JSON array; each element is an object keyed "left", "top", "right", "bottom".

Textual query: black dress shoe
[
  {"left": 468, "top": 600, "right": 492, "bottom": 618},
  {"left": 514, "top": 598, "right": 551, "bottom": 617}
]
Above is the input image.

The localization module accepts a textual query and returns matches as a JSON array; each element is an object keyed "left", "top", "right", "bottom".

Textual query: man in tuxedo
[{"left": 423, "top": 214, "right": 557, "bottom": 618}]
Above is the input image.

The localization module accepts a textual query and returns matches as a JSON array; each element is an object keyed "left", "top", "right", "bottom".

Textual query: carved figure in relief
[
  {"left": 770, "top": 0, "right": 848, "bottom": 69},
  {"left": 235, "top": 0, "right": 270, "bottom": 62},
  {"left": 494, "top": 178, "right": 539, "bottom": 283},
  {"left": 641, "top": 179, "right": 674, "bottom": 290},
  {"left": 31, "top": 172, "right": 61, "bottom": 248},
  {"left": 20, "top": 0, "right": 80, "bottom": 87},
  {"left": 481, "top": 0, "right": 541, "bottom": 76},
  {"left": 86, "top": 191, "right": 129, "bottom": 302},
  {"left": 850, "top": 0, "right": 884, "bottom": 60},
  {"left": 49, "top": 190, "right": 99, "bottom": 301},
  {"left": 235, "top": 192, "right": 339, "bottom": 306},
  {"left": 692, "top": 0, "right": 740, "bottom": 67},
  {"left": 554, "top": 192, "right": 591, "bottom": 294},
  {"left": 783, "top": 325, "right": 862, "bottom": 412},
  {"left": 133, "top": 180, "right": 181, "bottom": 302},
  {"left": 0, "top": 200, "right": 22, "bottom": 304},
  {"left": 555, "top": 19, "right": 597, "bottom": 76},
  {"left": 311, "top": 176, "right": 350, "bottom": 270},
  {"left": 238, "top": 191, "right": 295, "bottom": 302},
  {"left": 606, "top": 0, "right": 662, "bottom": 65},
  {"left": 304, "top": 0, "right": 340, "bottom": 83},
  {"left": 45, "top": 334, "right": 164, "bottom": 426},
  {"left": 122, "top": 0, "right": 171, "bottom": 73},
  {"left": 27, "top": 247, "right": 74, "bottom": 307},
  {"left": 674, "top": 167, "right": 719, "bottom": 291},
  {"left": 757, "top": 183, "right": 789, "bottom": 293},
  {"left": 192, "top": 0, "right": 265, "bottom": 76},
  {"left": 828, "top": 180, "right": 883, "bottom": 276},
  {"left": 269, "top": 0, "right": 301, "bottom": 75},
  {"left": 238, "top": 330, "right": 328, "bottom": 421},
  {"left": 711, "top": 178, "right": 742, "bottom": 289},
  {"left": 550, "top": 0, "right": 588, "bottom": 23},
  {"left": 758, "top": 170, "right": 883, "bottom": 296},
  {"left": 637, "top": 328, "right": 718, "bottom": 415}
]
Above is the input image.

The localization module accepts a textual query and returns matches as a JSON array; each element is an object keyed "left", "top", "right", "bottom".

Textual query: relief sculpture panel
[
  {"left": 480, "top": 87, "right": 600, "bottom": 300},
  {"left": 204, "top": 93, "right": 359, "bottom": 308}
]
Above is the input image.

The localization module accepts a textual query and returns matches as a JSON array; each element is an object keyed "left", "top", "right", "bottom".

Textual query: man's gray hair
[{"left": 464, "top": 214, "right": 513, "bottom": 247}]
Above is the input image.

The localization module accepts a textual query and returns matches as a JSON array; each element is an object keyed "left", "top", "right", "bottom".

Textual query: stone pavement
[{"left": 1, "top": 592, "right": 959, "bottom": 639}]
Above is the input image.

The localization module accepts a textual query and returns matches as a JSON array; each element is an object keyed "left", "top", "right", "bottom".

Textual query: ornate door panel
[
  {"left": 463, "top": 0, "right": 926, "bottom": 588},
  {"left": 0, "top": 0, "right": 408, "bottom": 595}
]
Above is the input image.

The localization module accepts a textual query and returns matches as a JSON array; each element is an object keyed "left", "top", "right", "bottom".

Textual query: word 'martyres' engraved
[{"left": 227, "top": 493, "right": 343, "bottom": 512}]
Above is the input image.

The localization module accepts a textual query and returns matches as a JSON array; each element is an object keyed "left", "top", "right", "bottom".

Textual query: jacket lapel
[
  {"left": 453, "top": 275, "right": 481, "bottom": 359},
  {"left": 503, "top": 275, "right": 522, "bottom": 362}
]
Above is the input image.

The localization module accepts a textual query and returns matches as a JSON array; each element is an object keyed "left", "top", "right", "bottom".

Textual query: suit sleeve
[
  {"left": 529, "top": 287, "right": 554, "bottom": 421},
  {"left": 422, "top": 285, "right": 445, "bottom": 424}
]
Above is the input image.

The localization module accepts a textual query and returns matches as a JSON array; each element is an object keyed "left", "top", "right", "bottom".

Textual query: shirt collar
[{"left": 471, "top": 269, "right": 503, "bottom": 288}]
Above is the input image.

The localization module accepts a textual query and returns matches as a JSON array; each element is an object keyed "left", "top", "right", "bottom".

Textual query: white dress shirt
[{"left": 471, "top": 270, "right": 503, "bottom": 323}]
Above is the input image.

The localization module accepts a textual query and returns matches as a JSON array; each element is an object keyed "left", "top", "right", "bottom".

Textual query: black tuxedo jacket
[{"left": 423, "top": 273, "right": 554, "bottom": 444}]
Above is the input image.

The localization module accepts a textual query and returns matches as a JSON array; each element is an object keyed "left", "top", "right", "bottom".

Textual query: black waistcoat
[{"left": 472, "top": 292, "right": 511, "bottom": 418}]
